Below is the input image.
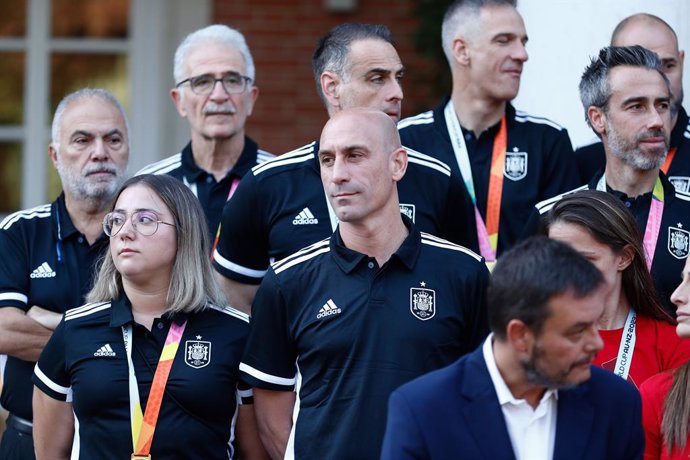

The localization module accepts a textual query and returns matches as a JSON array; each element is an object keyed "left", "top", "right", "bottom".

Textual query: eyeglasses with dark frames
[
  {"left": 103, "top": 210, "right": 176, "bottom": 237},
  {"left": 176, "top": 72, "right": 252, "bottom": 95}
]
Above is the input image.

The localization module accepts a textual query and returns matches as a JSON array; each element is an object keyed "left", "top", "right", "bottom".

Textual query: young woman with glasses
[{"left": 32, "top": 174, "right": 267, "bottom": 459}]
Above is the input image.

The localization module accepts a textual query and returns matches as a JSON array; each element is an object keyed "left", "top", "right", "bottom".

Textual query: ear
[
  {"left": 245, "top": 85, "right": 259, "bottom": 117},
  {"left": 320, "top": 71, "right": 341, "bottom": 111},
  {"left": 506, "top": 319, "right": 534, "bottom": 355},
  {"left": 587, "top": 106, "right": 607, "bottom": 137},
  {"left": 679, "top": 49, "right": 685, "bottom": 68},
  {"left": 390, "top": 147, "right": 408, "bottom": 182},
  {"left": 170, "top": 88, "right": 187, "bottom": 117},
  {"left": 452, "top": 36, "right": 471, "bottom": 66},
  {"left": 48, "top": 144, "right": 59, "bottom": 169},
  {"left": 617, "top": 244, "right": 635, "bottom": 272}
]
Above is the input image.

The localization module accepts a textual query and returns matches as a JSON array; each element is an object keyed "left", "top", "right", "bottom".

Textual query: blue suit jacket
[{"left": 381, "top": 346, "right": 643, "bottom": 460}]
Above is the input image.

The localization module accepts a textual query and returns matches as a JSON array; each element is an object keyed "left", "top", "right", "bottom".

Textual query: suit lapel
[
  {"left": 553, "top": 383, "right": 594, "bottom": 460},
  {"left": 459, "top": 348, "right": 517, "bottom": 460}
]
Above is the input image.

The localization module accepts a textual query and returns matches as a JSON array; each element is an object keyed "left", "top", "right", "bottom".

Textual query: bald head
[
  {"left": 318, "top": 108, "right": 407, "bottom": 224},
  {"left": 611, "top": 13, "right": 685, "bottom": 112}
]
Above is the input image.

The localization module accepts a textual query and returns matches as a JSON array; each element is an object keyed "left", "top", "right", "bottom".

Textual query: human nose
[
  {"left": 648, "top": 106, "right": 666, "bottom": 130},
  {"left": 585, "top": 326, "right": 604, "bottom": 354},
  {"left": 387, "top": 78, "right": 403, "bottom": 103},
  {"left": 91, "top": 138, "right": 108, "bottom": 160},
  {"left": 209, "top": 79, "right": 230, "bottom": 99},
  {"left": 512, "top": 42, "right": 528, "bottom": 62},
  {"left": 671, "top": 278, "right": 690, "bottom": 307},
  {"left": 331, "top": 155, "right": 350, "bottom": 184}
]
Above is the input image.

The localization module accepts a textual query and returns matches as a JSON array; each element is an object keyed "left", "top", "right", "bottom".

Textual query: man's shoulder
[
  {"left": 398, "top": 110, "right": 436, "bottom": 132},
  {"left": 403, "top": 146, "right": 452, "bottom": 177},
  {"left": 269, "top": 237, "right": 332, "bottom": 278},
  {"left": 136, "top": 152, "right": 183, "bottom": 176},
  {"left": 249, "top": 142, "right": 318, "bottom": 181},
  {"left": 0, "top": 203, "right": 53, "bottom": 233},
  {"left": 571, "top": 365, "right": 640, "bottom": 403},
  {"left": 512, "top": 108, "right": 567, "bottom": 133},
  {"left": 535, "top": 184, "right": 590, "bottom": 216},
  {"left": 419, "top": 232, "right": 483, "bottom": 264}
]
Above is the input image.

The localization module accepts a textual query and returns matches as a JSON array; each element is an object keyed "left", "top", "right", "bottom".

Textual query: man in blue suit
[{"left": 381, "top": 237, "right": 644, "bottom": 460}]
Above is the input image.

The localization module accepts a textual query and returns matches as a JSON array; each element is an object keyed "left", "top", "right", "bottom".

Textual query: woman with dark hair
[
  {"left": 641, "top": 257, "right": 690, "bottom": 459},
  {"left": 544, "top": 190, "right": 690, "bottom": 388},
  {"left": 32, "top": 175, "right": 267, "bottom": 459}
]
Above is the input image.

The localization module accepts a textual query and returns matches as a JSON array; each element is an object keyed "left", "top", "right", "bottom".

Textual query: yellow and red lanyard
[
  {"left": 123, "top": 319, "right": 187, "bottom": 459},
  {"left": 445, "top": 102, "right": 507, "bottom": 263}
]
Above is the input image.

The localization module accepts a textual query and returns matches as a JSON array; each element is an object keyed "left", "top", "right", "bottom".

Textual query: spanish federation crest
[
  {"left": 504, "top": 147, "right": 527, "bottom": 181},
  {"left": 668, "top": 176, "right": 690, "bottom": 193},
  {"left": 399, "top": 203, "right": 416, "bottom": 223},
  {"left": 668, "top": 224, "right": 690, "bottom": 259},
  {"left": 185, "top": 336, "right": 211, "bottom": 369},
  {"left": 410, "top": 283, "right": 436, "bottom": 321}
]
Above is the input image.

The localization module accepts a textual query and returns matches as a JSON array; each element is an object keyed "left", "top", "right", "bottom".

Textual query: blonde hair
[{"left": 87, "top": 174, "right": 226, "bottom": 313}]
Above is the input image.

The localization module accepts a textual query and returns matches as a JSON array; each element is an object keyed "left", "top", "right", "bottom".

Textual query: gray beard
[{"left": 607, "top": 121, "right": 667, "bottom": 171}]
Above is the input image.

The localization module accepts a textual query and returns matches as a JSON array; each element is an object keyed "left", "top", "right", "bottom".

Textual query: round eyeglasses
[
  {"left": 103, "top": 210, "right": 176, "bottom": 237},
  {"left": 176, "top": 72, "right": 252, "bottom": 95}
]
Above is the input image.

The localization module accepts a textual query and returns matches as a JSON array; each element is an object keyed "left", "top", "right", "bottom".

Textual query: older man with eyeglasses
[{"left": 138, "top": 24, "right": 273, "bottom": 242}]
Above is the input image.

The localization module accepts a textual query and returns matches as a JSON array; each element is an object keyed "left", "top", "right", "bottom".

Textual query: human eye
[
  {"left": 107, "top": 135, "right": 123, "bottom": 146},
  {"left": 657, "top": 101, "right": 671, "bottom": 112},
  {"left": 319, "top": 154, "right": 334, "bottom": 167},
  {"left": 223, "top": 73, "right": 243, "bottom": 86},
  {"left": 190, "top": 74, "right": 214, "bottom": 92},
  {"left": 370, "top": 74, "right": 385, "bottom": 84},
  {"left": 109, "top": 212, "right": 126, "bottom": 227},
  {"left": 135, "top": 211, "right": 158, "bottom": 226},
  {"left": 395, "top": 71, "right": 404, "bottom": 83}
]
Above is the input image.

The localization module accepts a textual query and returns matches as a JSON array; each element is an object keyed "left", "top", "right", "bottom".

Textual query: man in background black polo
[{"left": 0, "top": 88, "right": 129, "bottom": 459}]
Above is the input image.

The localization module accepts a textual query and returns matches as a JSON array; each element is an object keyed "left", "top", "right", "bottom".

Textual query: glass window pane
[
  {"left": 52, "top": 0, "right": 129, "bottom": 38},
  {"left": 0, "top": 53, "right": 25, "bottom": 124},
  {"left": 0, "top": 143, "right": 22, "bottom": 213},
  {"left": 50, "top": 53, "right": 129, "bottom": 112},
  {"left": 0, "top": 0, "right": 26, "bottom": 37}
]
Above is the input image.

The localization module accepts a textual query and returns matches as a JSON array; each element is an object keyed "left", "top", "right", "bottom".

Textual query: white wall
[{"left": 513, "top": 0, "right": 690, "bottom": 149}]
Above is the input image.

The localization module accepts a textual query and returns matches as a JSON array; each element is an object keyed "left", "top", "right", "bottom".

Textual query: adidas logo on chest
[
  {"left": 293, "top": 207, "right": 319, "bottom": 225},
  {"left": 94, "top": 344, "right": 116, "bottom": 357},
  {"left": 30, "top": 262, "right": 56, "bottom": 279},
  {"left": 316, "top": 299, "right": 342, "bottom": 319}
]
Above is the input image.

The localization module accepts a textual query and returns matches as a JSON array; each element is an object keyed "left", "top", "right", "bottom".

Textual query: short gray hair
[
  {"left": 441, "top": 0, "right": 517, "bottom": 64},
  {"left": 87, "top": 174, "right": 226, "bottom": 314},
  {"left": 312, "top": 23, "right": 394, "bottom": 107},
  {"left": 173, "top": 24, "right": 255, "bottom": 84},
  {"left": 51, "top": 88, "right": 129, "bottom": 152},
  {"left": 579, "top": 45, "right": 670, "bottom": 130}
]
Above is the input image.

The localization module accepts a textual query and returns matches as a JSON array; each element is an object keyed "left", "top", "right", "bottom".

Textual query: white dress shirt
[{"left": 482, "top": 334, "right": 558, "bottom": 460}]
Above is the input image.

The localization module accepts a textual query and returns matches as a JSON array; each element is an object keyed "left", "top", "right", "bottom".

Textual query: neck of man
[
  {"left": 63, "top": 192, "right": 112, "bottom": 245},
  {"left": 598, "top": 286, "right": 630, "bottom": 330},
  {"left": 603, "top": 156, "right": 659, "bottom": 199},
  {"left": 339, "top": 203, "right": 409, "bottom": 267},
  {"left": 190, "top": 131, "right": 245, "bottom": 182},
  {"left": 451, "top": 84, "right": 507, "bottom": 136},
  {"left": 123, "top": 280, "right": 170, "bottom": 331},
  {"left": 493, "top": 338, "right": 546, "bottom": 410}
]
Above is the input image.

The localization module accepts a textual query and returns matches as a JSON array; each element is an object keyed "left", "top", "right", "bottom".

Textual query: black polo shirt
[
  {"left": 575, "top": 107, "right": 690, "bottom": 188},
  {"left": 137, "top": 136, "right": 273, "bottom": 241},
  {"left": 239, "top": 218, "right": 490, "bottom": 460},
  {"left": 398, "top": 99, "right": 579, "bottom": 256},
  {"left": 212, "top": 141, "right": 477, "bottom": 284},
  {"left": 33, "top": 295, "right": 251, "bottom": 460},
  {"left": 530, "top": 172, "right": 690, "bottom": 314},
  {"left": 0, "top": 194, "right": 108, "bottom": 420}
]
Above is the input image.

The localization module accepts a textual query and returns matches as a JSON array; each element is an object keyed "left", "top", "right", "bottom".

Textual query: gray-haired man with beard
[
  {"left": 0, "top": 88, "right": 129, "bottom": 460},
  {"left": 528, "top": 45, "right": 690, "bottom": 315}
]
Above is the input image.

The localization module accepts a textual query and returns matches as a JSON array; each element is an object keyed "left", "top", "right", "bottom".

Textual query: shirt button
[
  {"left": 625, "top": 201, "right": 631, "bottom": 208},
  {"left": 465, "top": 133, "right": 472, "bottom": 140},
  {"left": 206, "top": 176, "right": 213, "bottom": 183},
  {"left": 78, "top": 236, "right": 84, "bottom": 243},
  {"left": 367, "top": 261, "right": 375, "bottom": 269},
  {"left": 157, "top": 322, "right": 164, "bottom": 330}
]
